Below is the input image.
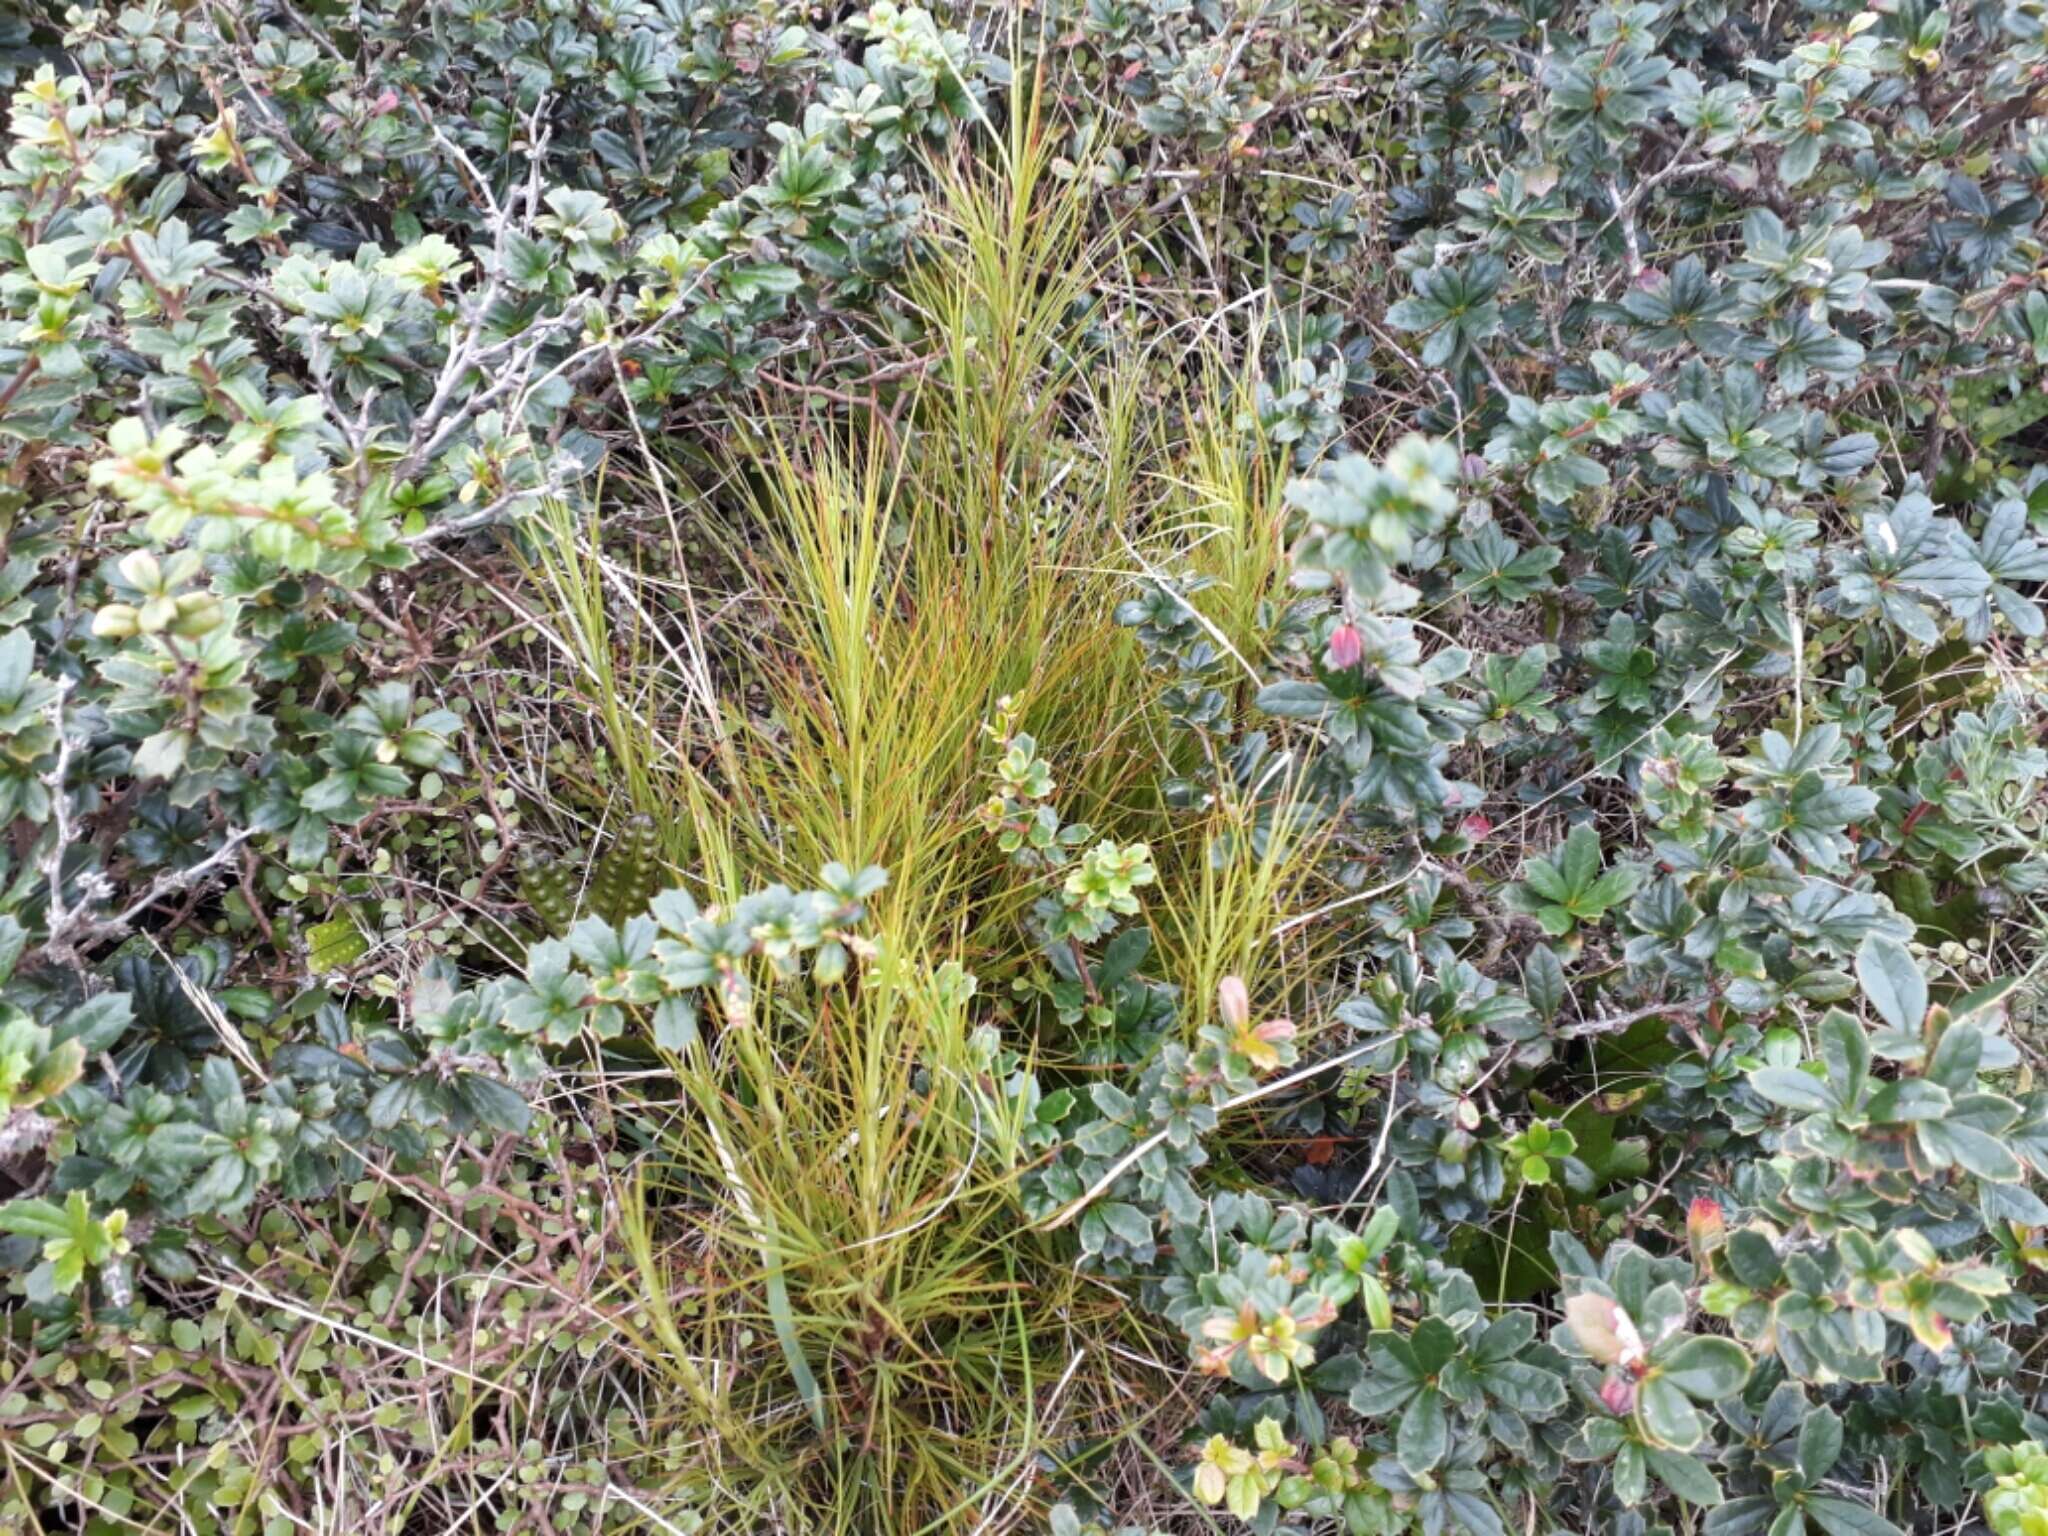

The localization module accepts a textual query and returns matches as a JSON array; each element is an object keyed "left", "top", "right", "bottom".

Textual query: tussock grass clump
[{"left": 506, "top": 118, "right": 1337, "bottom": 1532}]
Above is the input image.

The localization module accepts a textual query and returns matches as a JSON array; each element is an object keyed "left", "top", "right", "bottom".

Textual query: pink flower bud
[
  {"left": 1599, "top": 1375, "right": 1638, "bottom": 1416},
  {"left": 1218, "top": 976, "right": 1250, "bottom": 1031},
  {"left": 1688, "top": 1197, "right": 1727, "bottom": 1259},
  {"left": 1564, "top": 1294, "right": 1646, "bottom": 1369},
  {"left": 1324, "top": 622, "right": 1364, "bottom": 671}
]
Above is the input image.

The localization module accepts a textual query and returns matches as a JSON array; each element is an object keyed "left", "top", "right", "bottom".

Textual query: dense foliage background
[{"left": 1, "top": 0, "right": 2046, "bottom": 1532}]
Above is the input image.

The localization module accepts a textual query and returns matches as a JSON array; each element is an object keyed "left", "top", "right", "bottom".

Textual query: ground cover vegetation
[{"left": 1, "top": 0, "right": 2047, "bottom": 1532}]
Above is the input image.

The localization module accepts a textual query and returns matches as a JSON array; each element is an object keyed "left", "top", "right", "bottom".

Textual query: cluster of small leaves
[
  {"left": 970, "top": 731, "right": 1316, "bottom": 1269},
  {"left": 979, "top": 705, "right": 1169, "bottom": 1054},
  {"left": 468, "top": 862, "right": 886, "bottom": 1060},
  {"left": 1254, "top": 434, "right": 1486, "bottom": 828},
  {"left": 1240, "top": 316, "right": 1379, "bottom": 468},
  {"left": 0, "top": 929, "right": 547, "bottom": 1322},
  {"left": 0, "top": 1106, "right": 689, "bottom": 1533},
  {"left": 1033, "top": 0, "right": 1408, "bottom": 311},
  {"left": 1984, "top": 1441, "right": 2048, "bottom": 1536}
]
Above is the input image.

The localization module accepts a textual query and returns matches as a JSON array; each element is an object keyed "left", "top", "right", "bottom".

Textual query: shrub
[
  {"left": 0, "top": 1, "right": 981, "bottom": 1523},
  {"left": 1022, "top": 405, "right": 2038, "bottom": 1527},
  {"left": 0, "top": 0, "right": 985, "bottom": 1246},
  {"left": 1019, "top": 0, "right": 2048, "bottom": 1516},
  {"left": 2, "top": 0, "right": 2046, "bottom": 1529}
]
